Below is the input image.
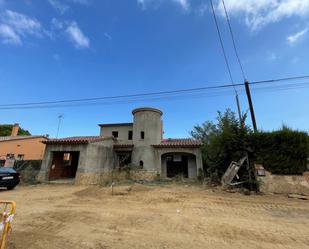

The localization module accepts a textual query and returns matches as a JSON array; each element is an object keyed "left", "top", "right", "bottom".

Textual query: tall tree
[{"left": 191, "top": 109, "right": 252, "bottom": 181}]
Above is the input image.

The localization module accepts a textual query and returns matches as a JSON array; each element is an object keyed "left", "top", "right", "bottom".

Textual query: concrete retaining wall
[{"left": 258, "top": 171, "right": 309, "bottom": 195}]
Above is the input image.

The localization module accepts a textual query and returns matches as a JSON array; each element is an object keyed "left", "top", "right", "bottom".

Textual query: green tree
[
  {"left": 191, "top": 109, "right": 252, "bottom": 182},
  {"left": 0, "top": 125, "right": 31, "bottom": 136}
]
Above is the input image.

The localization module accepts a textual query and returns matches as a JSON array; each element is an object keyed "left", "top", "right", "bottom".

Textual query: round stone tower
[{"left": 132, "top": 107, "right": 163, "bottom": 171}]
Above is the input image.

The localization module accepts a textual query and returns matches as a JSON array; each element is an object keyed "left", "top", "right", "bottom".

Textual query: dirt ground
[{"left": 1, "top": 183, "right": 309, "bottom": 249}]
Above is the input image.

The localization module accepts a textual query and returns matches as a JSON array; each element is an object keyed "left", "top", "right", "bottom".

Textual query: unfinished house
[{"left": 38, "top": 107, "right": 203, "bottom": 184}]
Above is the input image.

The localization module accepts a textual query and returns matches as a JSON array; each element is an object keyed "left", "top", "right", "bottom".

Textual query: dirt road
[{"left": 1, "top": 184, "right": 309, "bottom": 249}]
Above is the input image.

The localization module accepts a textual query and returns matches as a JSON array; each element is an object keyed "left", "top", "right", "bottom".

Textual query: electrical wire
[
  {"left": 221, "top": 0, "right": 246, "bottom": 81},
  {"left": 0, "top": 82, "right": 244, "bottom": 107},
  {"left": 0, "top": 80, "right": 308, "bottom": 110},
  {"left": 251, "top": 75, "right": 309, "bottom": 84},
  {"left": 209, "top": 0, "right": 236, "bottom": 92},
  {"left": 0, "top": 78, "right": 308, "bottom": 109}
]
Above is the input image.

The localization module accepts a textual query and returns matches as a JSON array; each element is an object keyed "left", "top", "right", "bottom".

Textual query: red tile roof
[
  {"left": 43, "top": 136, "right": 112, "bottom": 145},
  {"left": 44, "top": 137, "right": 202, "bottom": 148},
  {"left": 153, "top": 138, "right": 202, "bottom": 148}
]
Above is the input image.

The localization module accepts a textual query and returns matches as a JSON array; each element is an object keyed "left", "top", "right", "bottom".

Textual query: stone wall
[
  {"left": 258, "top": 171, "right": 309, "bottom": 195},
  {"left": 14, "top": 160, "right": 42, "bottom": 184},
  {"left": 130, "top": 170, "right": 157, "bottom": 180},
  {"left": 75, "top": 170, "right": 157, "bottom": 185},
  {"left": 75, "top": 172, "right": 103, "bottom": 185}
]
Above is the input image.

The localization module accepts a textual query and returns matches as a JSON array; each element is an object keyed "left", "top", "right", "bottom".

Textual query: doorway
[
  {"left": 49, "top": 151, "right": 79, "bottom": 180},
  {"left": 166, "top": 155, "right": 189, "bottom": 178}
]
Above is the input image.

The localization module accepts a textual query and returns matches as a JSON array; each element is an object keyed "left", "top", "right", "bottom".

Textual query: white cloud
[
  {"left": 48, "top": 0, "right": 69, "bottom": 14},
  {"left": 66, "top": 21, "right": 89, "bottom": 49},
  {"left": 196, "top": 3, "right": 207, "bottom": 16},
  {"left": 172, "top": 0, "right": 189, "bottom": 10},
  {"left": 0, "top": 10, "right": 43, "bottom": 45},
  {"left": 50, "top": 18, "right": 90, "bottom": 49},
  {"left": 48, "top": 0, "right": 91, "bottom": 13},
  {"left": 0, "top": 23, "right": 21, "bottom": 44},
  {"left": 287, "top": 27, "right": 308, "bottom": 45},
  {"left": 216, "top": 0, "right": 309, "bottom": 30},
  {"left": 137, "top": 0, "right": 190, "bottom": 11},
  {"left": 51, "top": 17, "right": 63, "bottom": 30},
  {"left": 3, "top": 10, "right": 42, "bottom": 36}
]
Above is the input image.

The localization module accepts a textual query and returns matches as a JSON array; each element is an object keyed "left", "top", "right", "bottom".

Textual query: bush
[
  {"left": 197, "top": 168, "right": 204, "bottom": 181},
  {"left": 121, "top": 163, "right": 143, "bottom": 179},
  {"left": 191, "top": 110, "right": 309, "bottom": 182},
  {"left": 250, "top": 126, "right": 308, "bottom": 175}
]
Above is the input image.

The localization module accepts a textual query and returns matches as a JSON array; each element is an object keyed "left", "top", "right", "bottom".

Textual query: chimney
[{"left": 11, "top": 123, "right": 19, "bottom": 137}]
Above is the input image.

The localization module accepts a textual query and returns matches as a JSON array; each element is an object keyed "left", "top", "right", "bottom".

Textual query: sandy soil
[{"left": 1, "top": 183, "right": 309, "bottom": 249}]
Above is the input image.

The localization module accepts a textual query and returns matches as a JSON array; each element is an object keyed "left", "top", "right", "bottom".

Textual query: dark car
[{"left": 0, "top": 167, "right": 20, "bottom": 190}]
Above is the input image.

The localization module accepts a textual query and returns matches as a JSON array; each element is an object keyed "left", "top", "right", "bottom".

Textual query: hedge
[{"left": 250, "top": 129, "right": 308, "bottom": 175}]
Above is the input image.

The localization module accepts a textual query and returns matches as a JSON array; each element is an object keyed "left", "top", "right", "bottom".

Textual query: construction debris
[{"left": 221, "top": 157, "right": 247, "bottom": 188}]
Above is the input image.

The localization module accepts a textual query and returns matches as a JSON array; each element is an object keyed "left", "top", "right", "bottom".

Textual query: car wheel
[{"left": 7, "top": 186, "right": 15, "bottom": 190}]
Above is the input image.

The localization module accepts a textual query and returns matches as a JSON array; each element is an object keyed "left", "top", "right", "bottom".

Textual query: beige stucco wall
[
  {"left": 0, "top": 137, "right": 47, "bottom": 160},
  {"left": 258, "top": 171, "right": 309, "bottom": 195},
  {"left": 132, "top": 108, "right": 163, "bottom": 171},
  {"left": 37, "top": 143, "right": 88, "bottom": 182},
  {"left": 155, "top": 147, "right": 203, "bottom": 178},
  {"left": 100, "top": 125, "right": 133, "bottom": 144}
]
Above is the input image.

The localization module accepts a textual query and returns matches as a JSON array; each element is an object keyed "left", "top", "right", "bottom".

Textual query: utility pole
[
  {"left": 235, "top": 93, "right": 242, "bottom": 123},
  {"left": 56, "top": 114, "right": 63, "bottom": 138},
  {"left": 244, "top": 80, "right": 257, "bottom": 132}
]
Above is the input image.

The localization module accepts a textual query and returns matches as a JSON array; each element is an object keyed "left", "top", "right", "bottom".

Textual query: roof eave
[{"left": 98, "top": 123, "right": 133, "bottom": 127}]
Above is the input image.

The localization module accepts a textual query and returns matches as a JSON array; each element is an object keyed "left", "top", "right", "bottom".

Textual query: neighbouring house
[
  {"left": 38, "top": 107, "right": 203, "bottom": 184},
  {"left": 0, "top": 124, "right": 48, "bottom": 165}
]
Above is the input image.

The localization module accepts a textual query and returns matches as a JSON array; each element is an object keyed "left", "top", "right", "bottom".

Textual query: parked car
[{"left": 0, "top": 167, "right": 20, "bottom": 190}]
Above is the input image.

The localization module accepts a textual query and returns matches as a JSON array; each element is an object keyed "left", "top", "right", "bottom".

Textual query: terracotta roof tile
[
  {"left": 153, "top": 138, "right": 202, "bottom": 148},
  {"left": 44, "top": 136, "right": 111, "bottom": 145}
]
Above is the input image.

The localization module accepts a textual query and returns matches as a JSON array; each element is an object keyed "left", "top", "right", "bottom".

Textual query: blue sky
[{"left": 0, "top": 0, "right": 308, "bottom": 138}]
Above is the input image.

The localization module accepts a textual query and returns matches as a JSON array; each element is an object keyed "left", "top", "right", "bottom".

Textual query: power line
[
  {"left": 209, "top": 0, "right": 235, "bottom": 90},
  {"left": 251, "top": 75, "right": 309, "bottom": 84},
  {"left": 209, "top": 0, "right": 242, "bottom": 121},
  {"left": 221, "top": 0, "right": 246, "bottom": 80},
  {"left": 0, "top": 82, "right": 244, "bottom": 107},
  {"left": 0, "top": 80, "right": 308, "bottom": 110},
  {"left": 0, "top": 77, "right": 308, "bottom": 108}
]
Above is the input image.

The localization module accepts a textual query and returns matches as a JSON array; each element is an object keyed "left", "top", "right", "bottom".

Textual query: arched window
[{"left": 139, "top": 160, "right": 144, "bottom": 168}]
